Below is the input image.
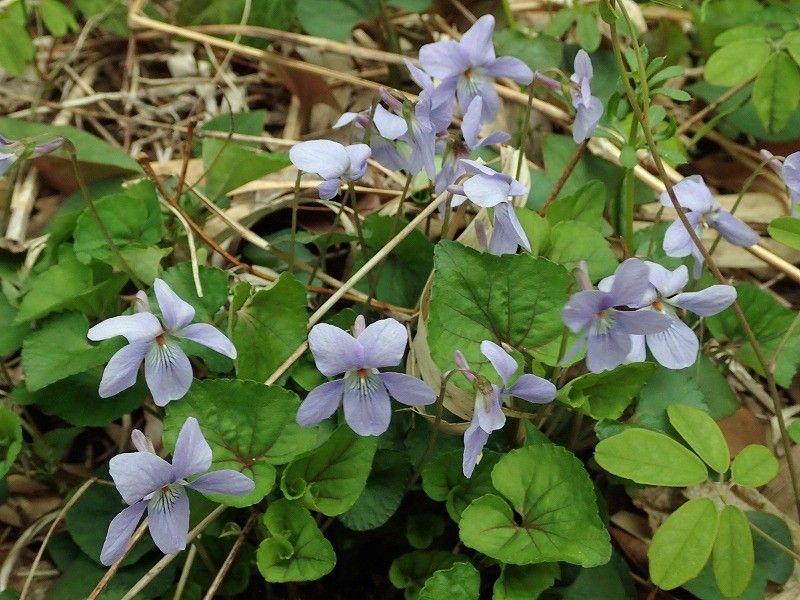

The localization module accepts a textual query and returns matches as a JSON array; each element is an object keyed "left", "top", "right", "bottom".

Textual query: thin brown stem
[
  {"left": 88, "top": 518, "right": 150, "bottom": 600},
  {"left": 202, "top": 512, "right": 259, "bottom": 600},
  {"left": 539, "top": 140, "right": 588, "bottom": 216}
]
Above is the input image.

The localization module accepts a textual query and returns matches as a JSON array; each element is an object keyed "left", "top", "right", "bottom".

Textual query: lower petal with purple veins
[
  {"left": 342, "top": 371, "right": 392, "bottom": 436},
  {"left": 100, "top": 500, "right": 148, "bottom": 565},
  {"left": 586, "top": 330, "right": 633, "bottom": 372},
  {"left": 144, "top": 341, "right": 194, "bottom": 407},
  {"left": 148, "top": 484, "right": 190, "bottom": 556}
]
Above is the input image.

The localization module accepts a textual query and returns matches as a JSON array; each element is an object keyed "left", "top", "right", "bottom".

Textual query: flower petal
[
  {"left": 489, "top": 202, "right": 530, "bottom": 255},
  {"left": 176, "top": 323, "right": 236, "bottom": 359},
  {"left": 289, "top": 139, "right": 349, "bottom": 180},
  {"left": 573, "top": 49, "right": 593, "bottom": 82},
  {"left": 480, "top": 340, "right": 518, "bottom": 384},
  {"left": 659, "top": 175, "right": 716, "bottom": 212},
  {"left": 460, "top": 14, "right": 496, "bottom": 65},
  {"left": 109, "top": 451, "right": 174, "bottom": 504},
  {"left": 187, "top": 470, "right": 255, "bottom": 496},
  {"left": 343, "top": 377, "right": 392, "bottom": 436},
  {"left": 357, "top": 318, "right": 407, "bottom": 369},
  {"left": 663, "top": 212, "right": 703, "bottom": 258},
  {"left": 317, "top": 179, "right": 342, "bottom": 200},
  {"left": 88, "top": 312, "right": 162, "bottom": 343},
  {"left": 171, "top": 417, "right": 212, "bottom": 481},
  {"left": 608, "top": 259, "right": 655, "bottom": 306},
  {"left": 404, "top": 58, "right": 433, "bottom": 91},
  {"left": 474, "top": 79, "right": 500, "bottom": 123},
  {"left": 297, "top": 379, "right": 344, "bottom": 427},
  {"left": 563, "top": 290, "right": 608, "bottom": 332},
  {"left": 98, "top": 342, "right": 149, "bottom": 398},
  {"left": 154, "top": 279, "right": 195, "bottom": 331},
  {"left": 572, "top": 96, "right": 603, "bottom": 143},
  {"left": 419, "top": 41, "right": 470, "bottom": 79},
  {"left": 148, "top": 486, "right": 190, "bottom": 556},
  {"left": 613, "top": 308, "right": 672, "bottom": 335},
  {"left": 379, "top": 372, "right": 436, "bottom": 406},
  {"left": 100, "top": 500, "right": 148, "bottom": 566},
  {"left": 144, "top": 342, "right": 194, "bottom": 407},
  {"left": 462, "top": 419, "right": 490, "bottom": 478},
  {"left": 373, "top": 105, "right": 407, "bottom": 140},
  {"left": 646, "top": 317, "right": 699, "bottom": 369},
  {"left": 484, "top": 56, "right": 533, "bottom": 84},
  {"left": 506, "top": 374, "right": 556, "bottom": 405},
  {"left": 646, "top": 262, "right": 688, "bottom": 298},
  {"left": 463, "top": 173, "right": 510, "bottom": 208},
  {"left": 475, "top": 385, "right": 505, "bottom": 432},
  {"left": 461, "top": 97, "right": 483, "bottom": 149},
  {"left": 710, "top": 211, "right": 759, "bottom": 247},
  {"left": 308, "top": 323, "right": 364, "bottom": 376},
  {"left": 586, "top": 331, "right": 633, "bottom": 372},
  {"left": 670, "top": 285, "right": 736, "bottom": 316},
  {"left": 344, "top": 143, "right": 371, "bottom": 181}
]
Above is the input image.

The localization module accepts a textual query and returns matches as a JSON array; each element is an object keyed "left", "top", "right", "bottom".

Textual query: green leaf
[
  {"left": 562, "top": 552, "right": 636, "bottom": 600},
  {"left": 713, "top": 506, "right": 754, "bottom": 598},
  {"left": 74, "top": 0, "right": 129, "bottom": 35},
  {"left": 493, "top": 564, "right": 558, "bottom": 600},
  {"left": 594, "top": 429, "right": 708, "bottom": 486},
  {"left": 255, "top": 499, "right": 336, "bottom": 583},
  {"left": 10, "top": 369, "right": 145, "bottom": 426},
  {"left": 545, "top": 220, "right": 618, "bottom": 280},
  {"left": 202, "top": 139, "right": 289, "bottom": 200},
  {"left": 704, "top": 40, "right": 771, "bottom": 86},
  {"left": 0, "top": 294, "right": 30, "bottom": 355},
  {"left": 39, "top": 0, "right": 79, "bottom": 37},
  {"left": 340, "top": 449, "right": 410, "bottom": 531},
  {"left": 557, "top": 362, "right": 655, "bottom": 420},
  {"left": 297, "top": 0, "right": 379, "bottom": 41},
  {"left": 389, "top": 551, "right": 467, "bottom": 597},
  {"left": 178, "top": 0, "right": 295, "bottom": 32},
  {"left": 0, "top": 16, "right": 34, "bottom": 76},
  {"left": 353, "top": 215, "right": 434, "bottom": 307},
  {"left": 158, "top": 263, "right": 230, "bottom": 322},
  {"left": 418, "top": 562, "right": 480, "bottom": 600},
  {"left": 16, "top": 256, "right": 93, "bottom": 323},
  {"left": 22, "top": 312, "right": 122, "bottom": 391},
  {"left": 714, "top": 25, "right": 770, "bottom": 46},
  {"left": 0, "top": 408, "right": 22, "bottom": 479},
  {"left": 685, "top": 562, "right": 767, "bottom": 600},
  {"left": 163, "top": 379, "right": 319, "bottom": 507},
  {"left": 66, "top": 485, "right": 154, "bottom": 565},
  {"left": 0, "top": 117, "right": 141, "bottom": 174},
  {"left": 575, "top": 9, "right": 601, "bottom": 52},
  {"left": 427, "top": 242, "right": 570, "bottom": 382},
  {"left": 544, "top": 181, "right": 612, "bottom": 236},
  {"left": 231, "top": 273, "right": 308, "bottom": 382},
  {"left": 747, "top": 511, "right": 793, "bottom": 584},
  {"left": 785, "top": 31, "right": 800, "bottom": 67},
  {"left": 405, "top": 514, "right": 445, "bottom": 549},
  {"left": 667, "top": 405, "right": 730, "bottom": 473},
  {"left": 421, "top": 449, "right": 501, "bottom": 522},
  {"left": 731, "top": 444, "right": 779, "bottom": 487},
  {"left": 281, "top": 424, "right": 377, "bottom": 516},
  {"left": 494, "top": 29, "right": 563, "bottom": 73},
  {"left": 648, "top": 497, "right": 719, "bottom": 590},
  {"left": 768, "top": 216, "right": 800, "bottom": 250},
  {"left": 752, "top": 52, "right": 800, "bottom": 134},
  {"left": 459, "top": 444, "right": 611, "bottom": 567}
]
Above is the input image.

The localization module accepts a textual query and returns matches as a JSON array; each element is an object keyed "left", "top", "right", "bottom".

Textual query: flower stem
[
  {"left": 607, "top": 0, "right": 800, "bottom": 520},
  {"left": 515, "top": 83, "right": 536, "bottom": 181},
  {"left": 289, "top": 170, "right": 302, "bottom": 269},
  {"left": 539, "top": 140, "right": 588, "bottom": 216}
]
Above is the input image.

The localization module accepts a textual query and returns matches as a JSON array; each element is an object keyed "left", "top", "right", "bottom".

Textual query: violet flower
[
  {"left": 601, "top": 262, "right": 736, "bottom": 369},
  {"left": 100, "top": 417, "right": 254, "bottom": 565},
  {"left": 660, "top": 175, "right": 759, "bottom": 277},
  {"left": 562, "top": 259, "right": 672, "bottom": 373},
  {"left": 0, "top": 134, "right": 64, "bottom": 177},
  {"left": 88, "top": 279, "right": 237, "bottom": 406},
  {"left": 418, "top": 15, "right": 533, "bottom": 123},
  {"left": 297, "top": 315, "right": 436, "bottom": 436},
  {"left": 289, "top": 140, "right": 371, "bottom": 199},
  {"left": 434, "top": 97, "right": 510, "bottom": 195},
  {"left": 761, "top": 149, "right": 800, "bottom": 212},
  {"left": 570, "top": 50, "right": 603, "bottom": 143},
  {"left": 451, "top": 160, "right": 530, "bottom": 255},
  {"left": 455, "top": 341, "right": 556, "bottom": 477}
]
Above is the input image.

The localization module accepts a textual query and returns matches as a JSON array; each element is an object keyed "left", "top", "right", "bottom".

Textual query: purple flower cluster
[
  {"left": 88, "top": 279, "right": 236, "bottom": 406},
  {"left": 570, "top": 50, "right": 603, "bottom": 143},
  {"left": 101, "top": 417, "right": 254, "bottom": 565}
]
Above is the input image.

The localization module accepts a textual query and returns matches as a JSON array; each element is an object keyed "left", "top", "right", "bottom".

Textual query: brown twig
[
  {"left": 87, "top": 518, "right": 150, "bottom": 600},
  {"left": 540, "top": 140, "right": 588, "bottom": 216},
  {"left": 201, "top": 512, "right": 259, "bottom": 600}
]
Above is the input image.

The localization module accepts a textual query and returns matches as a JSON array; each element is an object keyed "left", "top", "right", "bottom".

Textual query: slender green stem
[
  {"left": 289, "top": 171, "right": 302, "bottom": 269},
  {"left": 346, "top": 182, "right": 376, "bottom": 304},
  {"left": 749, "top": 521, "right": 800, "bottom": 562},
  {"left": 500, "top": 0, "right": 516, "bottom": 28},
  {"left": 622, "top": 169, "right": 636, "bottom": 255},
  {"left": 607, "top": 0, "right": 800, "bottom": 520},
  {"left": 440, "top": 193, "right": 454, "bottom": 240},
  {"left": 515, "top": 83, "right": 536, "bottom": 181},
  {"left": 65, "top": 141, "right": 143, "bottom": 288}
]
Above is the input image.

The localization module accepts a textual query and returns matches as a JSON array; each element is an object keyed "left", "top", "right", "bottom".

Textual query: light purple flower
[
  {"left": 761, "top": 149, "right": 800, "bottom": 212},
  {"left": 451, "top": 160, "right": 530, "bottom": 255},
  {"left": 297, "top": 315, "right": 436, "bottom": 436},
  {"left": 601, "top": 262, "right": 736, "bottom": 369},
  {"left": 660, "top": 175, "right": 759, "bottom": 278},
  {"left": 289, "top": 140, "right": 371, "bottom": 200},
  {"left": 0, "top": 134, "right": 64, "bottom": 177},
  {"left": 434, "top": 97, "right": 510, "bottom": 195},
  {"left": 88, "top": 279, "right": 237, "bottom": 407},
  {"left": 100, "top": 417, "right": 254, "bottom": 565},
  {"left": 562, "top": 259, "right": 672, "bottom": 373},
  {"left": 418, "top": 15, "right": 533, "bottom": 123},
  {"left": 570, "top": 50, "right": 603, "bottom": 143},
  {"left": 456, "top": 341, "right": 556, "bottom": 477}
]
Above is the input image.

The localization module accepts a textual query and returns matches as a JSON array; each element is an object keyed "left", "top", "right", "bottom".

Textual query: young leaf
[
  {"left": 731, "top": 444, "right": 779, "bottom": 487},
  {"left": 545, "top": 220, "right": 618, "bottom": 280},
  {"left": 768, "top": 216, "right": 800, "bottom": 250},
  {"left": 39, "top": 0, "right": 79, "bottom": 37},
  {"left": 752, "top": 51, "right": 800, "bottom": 134},
  {"left": 667, "top": 405, "right": 730, "bottom": 473},
  {"left": 594, "top": 429, "right": 708, "bottom": 486},
  {"left": 648, "top": 497, "right": 719, "bottom": 590},
  {"left": 163, "top": 379, "right": 320, "bottom": 507},
  {"left": 557, "top": 362, "right": 655, "bottom": 420},
  {"left": 256, "top": 499, "right": 336, "bottom": 582},
  {"left": 704, "top": 40, "right": 771, "bottom": 86},
  {"left": 340, "top": 450, "right": 410, "bottom": 531},
  {"left": 281, "top": 424, "right": 377, "bottom": 516},
  {"left": 493, "top": 564, "right": 558, "bottom": 600},
  {"left": 713, "top": 505, "right": 755, "bottom": 598},
  {"left": 389, "top": 551, "right": 468, "bottom": 597},
  {"left": 0, "top": 408, "right": 22, "bottom": 479},
  {"left": 421, "top": 449, "right": 501, "bottom": 522},
  {"left": 459, "top": 444, "right": 611, "bottom": 567},
  {"left": 0, "top": 17, "right": 34, "bottom": 76},
  {"left": 418, "top": 562, "right": 480, "bottom": 600}
]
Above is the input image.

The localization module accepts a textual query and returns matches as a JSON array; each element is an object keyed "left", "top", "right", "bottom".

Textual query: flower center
[
  {"left": 150, "top": 483, "right": 182, "bottom": 512},
  {"left": 652, "top": 299, "right": 664, "bottom": 312},
  {"left": 345, "top": 368, "right": 379, "bottom": 399},
  {"left": 155, "top": 334, "right": 167, "bottom": 347}
]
